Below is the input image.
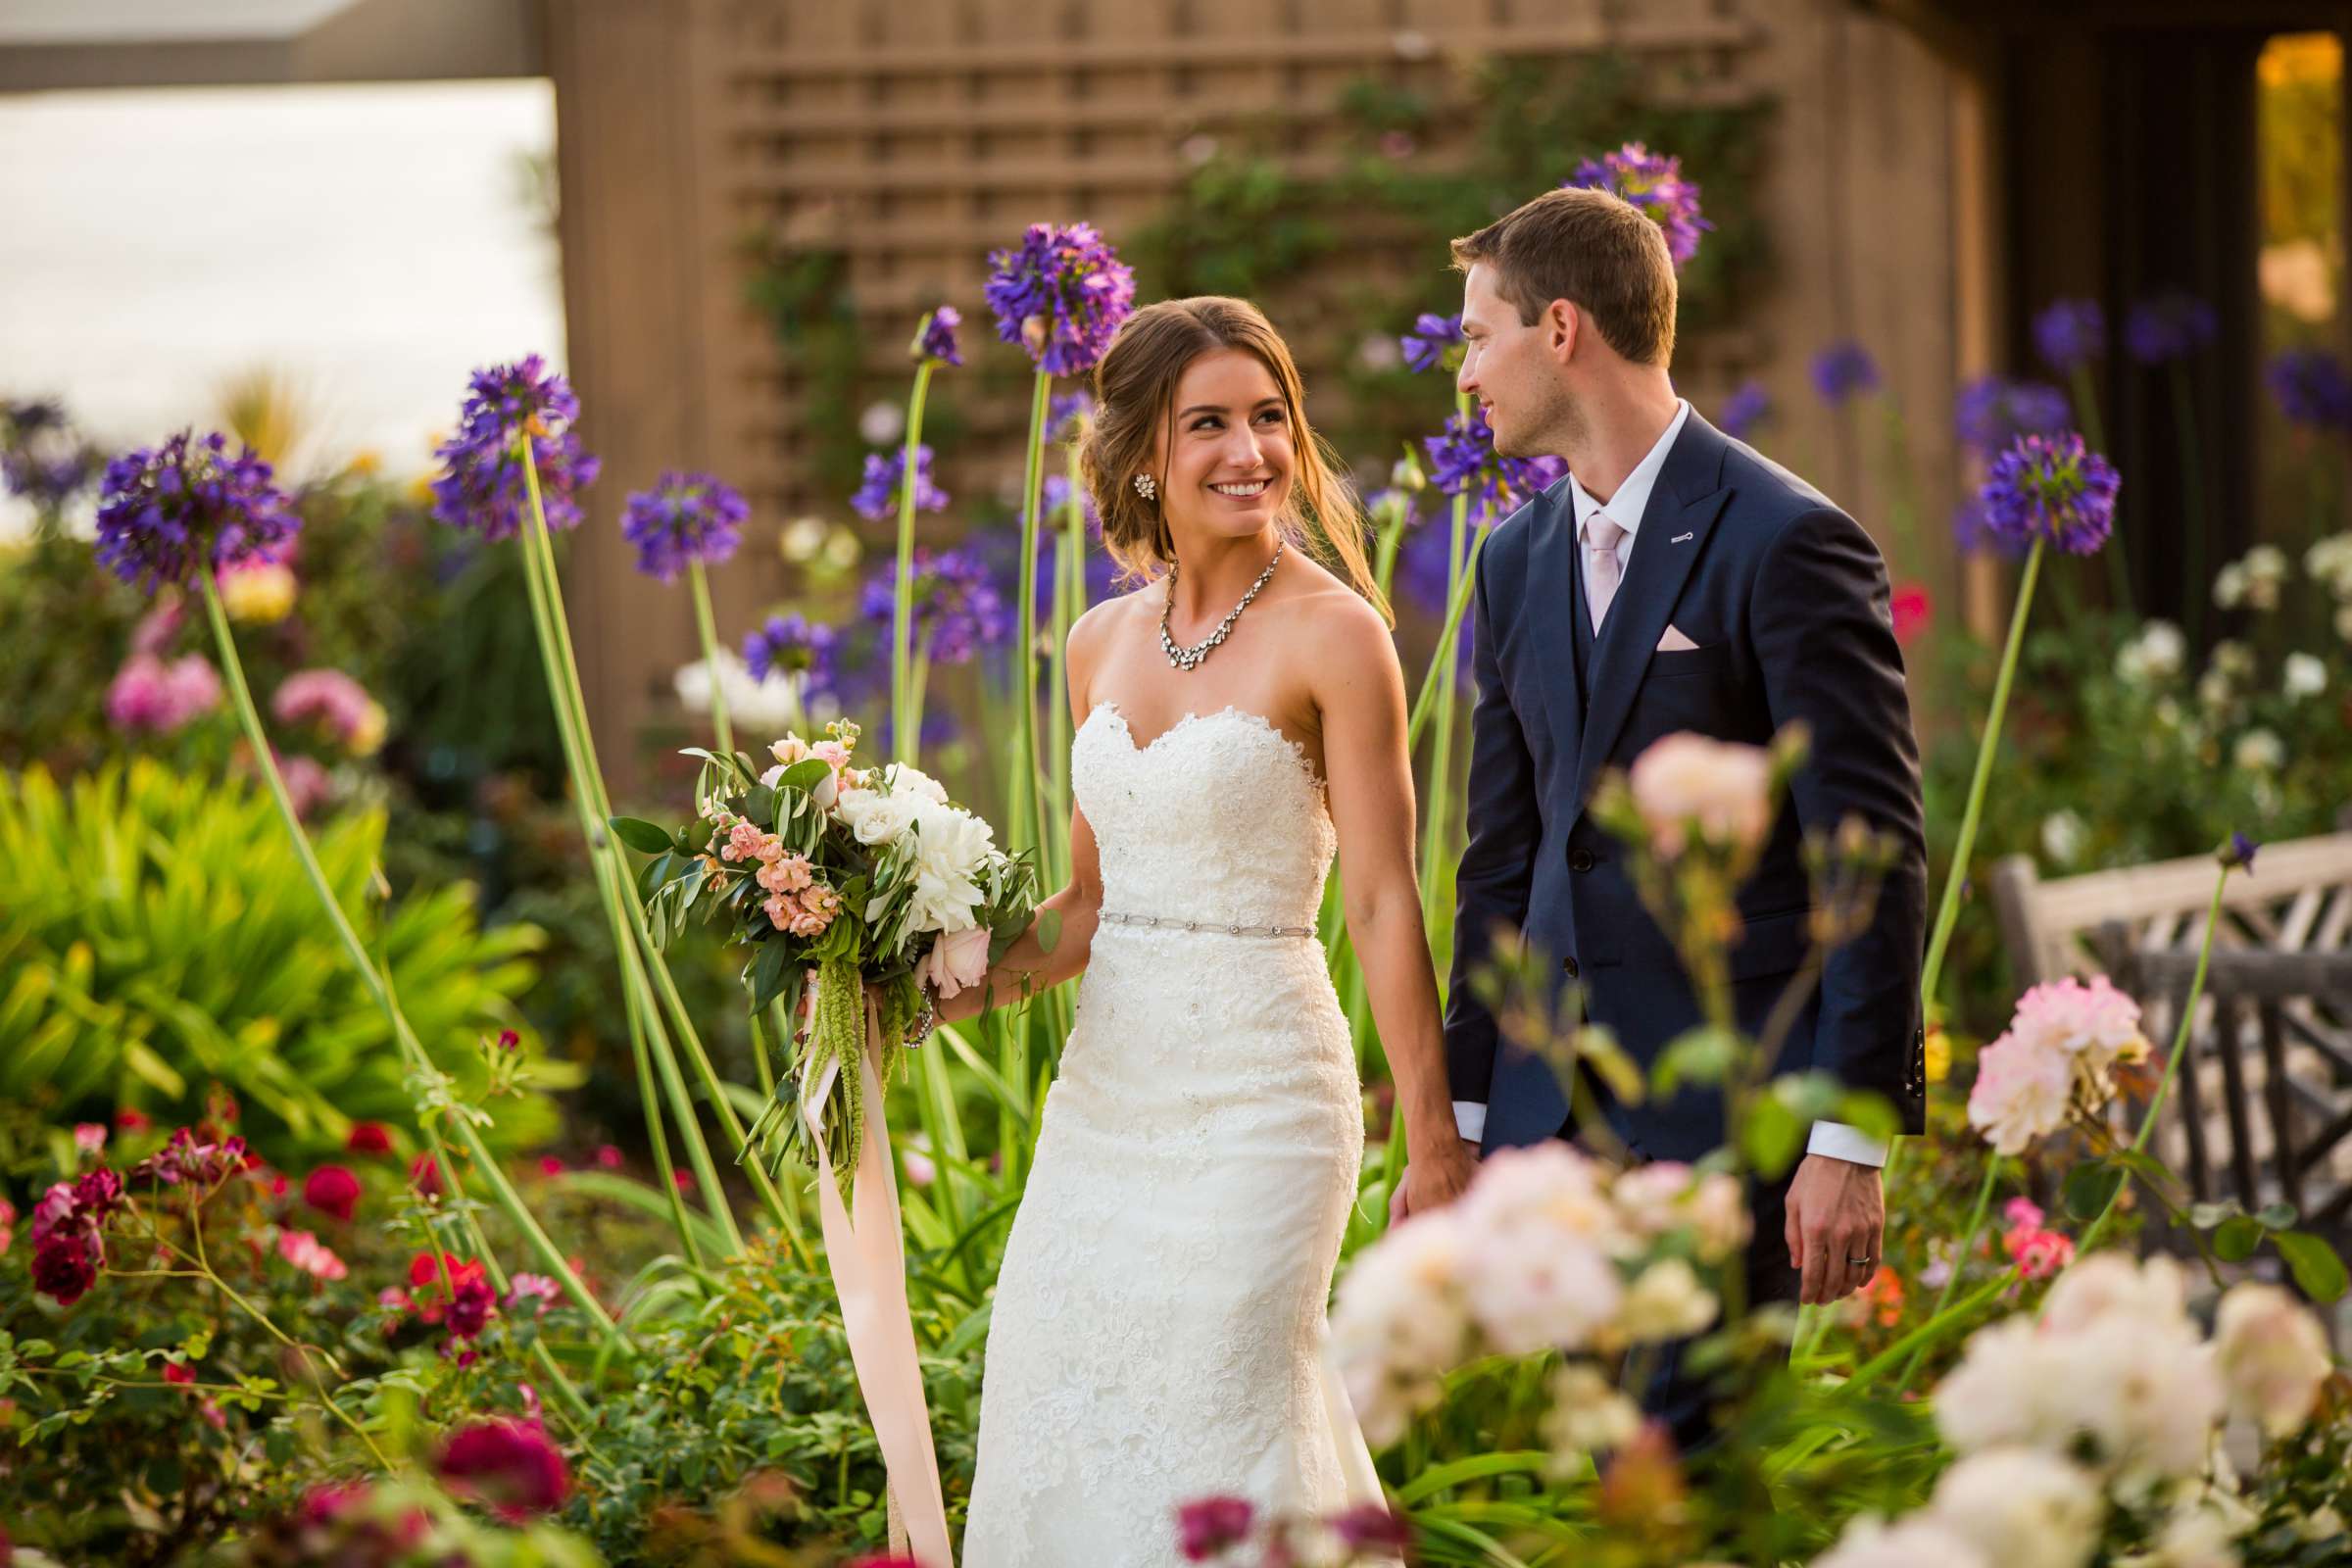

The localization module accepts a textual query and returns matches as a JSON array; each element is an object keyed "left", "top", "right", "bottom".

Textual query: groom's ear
[{"left": 1545, "top": 299, "right": 1580, "bottom": 362}]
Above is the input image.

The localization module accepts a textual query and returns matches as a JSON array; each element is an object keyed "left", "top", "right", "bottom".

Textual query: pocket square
[{"left": 1656, "top": 624, "right": 1701, "bottom": 652}]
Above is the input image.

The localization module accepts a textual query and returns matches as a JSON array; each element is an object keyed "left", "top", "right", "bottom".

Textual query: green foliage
[{"left": 0, "top": 760, "right": 559, "bottom": 1159}]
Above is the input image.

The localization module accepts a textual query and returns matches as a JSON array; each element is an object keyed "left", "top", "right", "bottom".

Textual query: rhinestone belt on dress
[{"left": 1099, "top": 909, "right": 1316, "bottom": 939}]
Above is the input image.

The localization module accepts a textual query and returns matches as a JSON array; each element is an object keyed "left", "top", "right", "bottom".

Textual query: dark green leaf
[
  {"left": 2213, "top": 1214, "right": 2263, "bottom": 1262},
  {"left": 2063, "top": 1161, "right": 2125, "bottom": 1222},
  {"left": 610, "top": 815, "right": 676, "bottom": 856},
  {"left": 2275, "top": 1231, "right": 2348, "bottom": 1302}
]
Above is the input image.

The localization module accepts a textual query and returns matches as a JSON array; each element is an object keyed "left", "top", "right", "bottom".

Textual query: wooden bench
[{"left": 1988, "top": 823, "right": 2352, "bottom": 1269}]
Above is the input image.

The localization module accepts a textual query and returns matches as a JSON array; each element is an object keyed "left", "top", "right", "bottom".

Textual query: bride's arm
[
  {"left": 933, "top": 610, "right": 1108, "bottom": 1024},
  {"left": 1314, "top": 596, "right": 1477, "bottom": 1210}
]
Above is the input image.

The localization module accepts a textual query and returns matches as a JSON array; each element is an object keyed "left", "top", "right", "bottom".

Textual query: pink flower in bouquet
[
  {"left": 1176, "top": 1494, "right": 1255, "bottom": 1559},
  {"left": 1627, "top": 732, "right": 1773, "bottom": 858},
  {"left": 756, "top": 852, "right": 813, "bottom": 894},
  {"left": 920, "top": 924, "right": 994, "bottom": 1000},
  {"left": 276, "top": 1228, "right": 350, "bottom": 1281},
  {"left": 302, "top": 1164, "right": 361, "bottom": 1222},
  {"left": 769, "top": 734, "right": 812, "bottom": 766},
  {"left": 722, "top": 820, "right": 781, "bottom": 863},
  {"left": 2009, "top": 974, "right": 2149, "bottom": 1080},
  {"left": 435, "top": 1417, "right": 569, "bottom": 1522}
]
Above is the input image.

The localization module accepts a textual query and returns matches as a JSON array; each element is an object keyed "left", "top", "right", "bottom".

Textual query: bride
[{"left": 935, "top": 296, "right": 1478, "bottom": 1564}]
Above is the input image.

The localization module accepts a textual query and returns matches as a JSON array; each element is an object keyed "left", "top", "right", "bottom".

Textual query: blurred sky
[{"left": 0, "top": 78, "right": 560, "bottom": 530}]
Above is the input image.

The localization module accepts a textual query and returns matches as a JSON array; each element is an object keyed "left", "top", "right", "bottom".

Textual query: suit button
[
  {"left": 1562, "top": 956, "right": 1580, "bottom": 978},
  {"left": 1568, "top": 848, "right": 1595, "bottom": 872}
]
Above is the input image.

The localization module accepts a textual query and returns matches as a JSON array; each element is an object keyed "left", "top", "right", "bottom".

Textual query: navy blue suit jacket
[{"left": 1443, "top": 410, "right": 1929, "bottom": 1159}]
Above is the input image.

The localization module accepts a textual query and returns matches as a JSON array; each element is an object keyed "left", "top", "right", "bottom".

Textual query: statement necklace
[{"left": 1159, "top": 540, "right": 1283, "bottom": 671}]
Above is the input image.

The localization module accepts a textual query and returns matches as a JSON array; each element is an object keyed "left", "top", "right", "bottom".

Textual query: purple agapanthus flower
[
  {"left": 1042, "top": 472, "right": 1102, "bottom": 536},
  {"left": 94, "top": 430, "right": 301, "bottom": 594},
  {"left": 849, "top": 445, "right": 949, "bottom": 523},
  {"left": 1979, "top": 431, "right": 2121, "bottom": 557},
  {"left": 620, "top": 470, "right": 749, "bottom": 582},
  {"left": 1810, "top": 342, "right": 1882, "bottom": 406},
  {"left": 2263, "top": 348, "right": 2352, "bottom": 430},
  {"left": 912, "top": 305, "right": 963, "bottom": 368},
  {"left": 1399, "top": 313, "right": 1463, "bottom": 374},
  {"left": 858, "top": 547, "right": 1008, "bottom": 664},
  {"left": 1049, "top": 390, "right": 1095, "bottom": 443},
  {"left": 2124, "top": 291, "right": 2219, "bottom": 365},
  {"left": 1951, "top": 495, "right": 2031, "bottom": 562},
  {"left": 741, "top": 612, "right": 838, "bottom": 697},
  {"left": 1397, "top": 515, "right": 1465, "bottom": 615},
  {"left": 1955, "top": 376, "right": 2072, "bottom": 455},
  {"left": 2033, "top": 299, "right": 2106, "bottom": 375},
  {"left": 1024, "top": 528, "right": 1117, "bottom": 616},
  {"left": 1717, "top": 380, "right": 1771, "bottom": 441},
  {"left": 1, "top": 398, "right": 104, "bottom": 509},
  {"left": 1566, "top": 141, "right": 1712, "bottom": 268},
  {"left": 2221, "top": 831, "right": 2258, "bottom": 872},
  {"left": 983, "top": 222, "right": 1138, "bottom": 378},
  {"left": 1422, "top": 404, "right": 1567, "bottom": 522},
  {"left": 428, "top": 356, "right": 601, "bottom": 540}
]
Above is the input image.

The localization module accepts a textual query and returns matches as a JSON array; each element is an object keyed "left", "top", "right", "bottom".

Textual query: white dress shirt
[{"left": 1449, "top": 399, "right": 1888, "bottom": 1168}]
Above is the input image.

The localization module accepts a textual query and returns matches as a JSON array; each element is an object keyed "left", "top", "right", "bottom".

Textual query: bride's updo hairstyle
[{"left": 1078, "top": 296, "right": 1393, "bottom": 627}]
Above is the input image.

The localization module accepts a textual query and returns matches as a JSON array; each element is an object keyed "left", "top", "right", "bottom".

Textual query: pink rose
[
  {"left": 921, "top": 924, "right": 994, "bottom": 1000},
  {"left": 1626, "top": 732, "right": 1773, "bottom": 858}
]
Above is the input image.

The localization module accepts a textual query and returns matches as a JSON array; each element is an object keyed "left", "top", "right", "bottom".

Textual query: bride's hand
[{"left": 1389, "top": 1136, "right": 1480, "bottom": 1226}]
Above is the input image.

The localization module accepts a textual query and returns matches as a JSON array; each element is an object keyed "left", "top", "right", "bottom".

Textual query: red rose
[
  {"left": 302, "top": 1164, "right": 361, "bottom": 1223},
  {"left": 345, "top": 1122, "right": 394, "bottom": 1155},
  {"left": 435, "top": 1418, "right": 569, "bottom": 1523}
]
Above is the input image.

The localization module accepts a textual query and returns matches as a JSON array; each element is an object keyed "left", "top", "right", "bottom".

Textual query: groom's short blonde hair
[{"left": 1449, "top": 187, "right": 1677, "bottom": 367}]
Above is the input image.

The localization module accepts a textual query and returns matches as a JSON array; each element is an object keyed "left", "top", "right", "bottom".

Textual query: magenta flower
[
  {"left": 1979, "top": 431, "right": 2120, "bottom": 557},
  {"left": 984, "top": 221, "right": 1138, "bottom": 377},
  {"left": 132, "top": 1127, "right": 251, "bottom": 1188},
  {"left": 506, "top": 1273, "right": 561, "bottom": 1316},
  {"left": 272, "top": 668, "right": 386, "bottom": 756},
  {"left": 32, "top": 1230, "right": 99, "bottom": 1304},
  {"left": 435, "top": 1418, "right": 569, "bottom": 1522},
  {"left": 1329, "top": 1502, "right": 1413, "bottom": 1551},
  {"left": 302, "top": 1164, "right": 361, "bottom": 1222},
  {"left": 913, "top": 304, "right": 963, "bottom": 367},
  {"left": 428, "top": 356, "right": 601, "bottom": 541},
  {"left": 1567, "top": 141, "right": 1712, "bottom": 267},
  {"left": 620, "top": 469, "right": 749, "bottom": 582},
  {"left": 447, "top": 1276, "right": 499, "bottom": 1340},
  {"left": 345, "top": 1121, "right": 394, "bottom": 1155},
  {"left": 850, "top": 445, "right": 949, "bottom": 523},
  {"left": 95, "top": 430, "right": 300, "bottom": 594},
  {"left": 106, "top": 654, "right": 222, "bottom": 735},
  {"left": 1175, "top": 1494, "right": 1255, "bottom": 1559},
  {"left": 26, "top": 1169, "right": 120, "bottom": 1305}
]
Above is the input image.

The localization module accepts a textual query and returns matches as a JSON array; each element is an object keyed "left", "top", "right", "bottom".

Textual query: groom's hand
[
  {"left": 1389, "top": 1138, "right": 1480, "bottom": 1226},
  {"left": 1785, "top": 1154, "right": 1886, "bottom": 1305}
]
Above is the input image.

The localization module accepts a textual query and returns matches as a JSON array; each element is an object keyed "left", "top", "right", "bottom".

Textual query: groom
[{"left": 1400, "top": 187, "right": 1928, "bottom": 1443}]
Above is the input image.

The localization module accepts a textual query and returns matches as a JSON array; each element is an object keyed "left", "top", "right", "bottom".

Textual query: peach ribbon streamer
[{"left": 802, "top": 993, "right": 956, "bottom": 1566}]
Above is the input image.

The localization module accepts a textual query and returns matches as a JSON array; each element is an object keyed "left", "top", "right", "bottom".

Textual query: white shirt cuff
[
  {"left": 1806, "top": 1120, "right": 1889, "bottom": 1166},
  {"left": 1452, "top": 1101, "right": 1487, "bottom": 1143}
]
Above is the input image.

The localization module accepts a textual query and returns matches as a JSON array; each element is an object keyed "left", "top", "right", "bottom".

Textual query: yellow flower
[
  {"left": 1925, "top": 1021, "right": 1951, "bottom": 1085},
  {"left": 347, "top": 700, "right": 388, "bottom": 758},
  {"left": 220, "top": 562, "right": 297, "bottom": 624}
]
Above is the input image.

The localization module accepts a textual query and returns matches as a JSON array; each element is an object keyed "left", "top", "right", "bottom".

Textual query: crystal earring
[{"left": 1133, "top": 473, "right": 1156, "bottom": 502}]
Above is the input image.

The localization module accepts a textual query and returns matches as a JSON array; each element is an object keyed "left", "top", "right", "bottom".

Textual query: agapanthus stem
[
  {"left": 687, "top": 559, "right": 734, "bottom": 759},
  {"left": 1894, "top": 1154, "right": 2000, "bottom": 1394},
  {"left": 1406, "top": 525, "right": 1491, "bottom": 755},
  {"left": 1048, "top": 442, "right": 1087, "bottom": 889},
  {"left": 893, "top": 360, "right": 938, "bottom": 760},
  {"left": 1015, "top": 369, "right": 1054, "bottom": 863},
  {"left": 1418, "top": 474, "right": 1473, "bottom": 929},
  {"left": 2081, "top": 863, "right": 2232, "bottom": 1252},
  {"left": 197, "top": 574, "right": 628, "bottom": 1351},
  {"left": 2170, "top": 362, "right": 2209, "bottom": 648},
  {"left": 2068, "top": 366, "right": 2130, "bottom": 611},
  {"left": 1920, "top": 536, "right": 2044, "bottom": 1016}
]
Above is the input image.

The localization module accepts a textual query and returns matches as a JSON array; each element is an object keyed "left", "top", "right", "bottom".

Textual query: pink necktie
[{"left": 1584, "top": 514, "right": 1627, "bottom": 632}]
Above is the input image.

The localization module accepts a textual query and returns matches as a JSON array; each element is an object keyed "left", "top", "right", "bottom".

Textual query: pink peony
[
  {"left": 276, "top": 1228, "right": 349, "bottom": 1282},
  {"left": 1966, "top": 1030, "right": 2074, "bottom": 1154},
  {"left": 302, "top": 1164, "right": 361, "bottom": 1222},
  {"left": 920, "top": 924, "right": 995, "bottom": 1001},
  {"left": 435, "top": 1417, "right": 569, "bottom": 1522},
  {"left": 1626, "top": 731, "right": 1773, "bottom": 858}
]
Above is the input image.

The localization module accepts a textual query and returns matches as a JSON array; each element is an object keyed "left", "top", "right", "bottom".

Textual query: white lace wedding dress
[{"left": 960, "top": 700, "right": 1389, "bottom": 1565}]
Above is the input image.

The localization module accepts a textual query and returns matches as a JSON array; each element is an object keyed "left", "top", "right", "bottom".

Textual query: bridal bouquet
[{"left": 614, "top": 718, "right": 1041, "bottom": 1200}]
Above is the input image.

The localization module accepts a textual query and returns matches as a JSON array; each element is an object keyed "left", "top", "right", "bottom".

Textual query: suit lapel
[
  {"left": 1569, "top": 414, "right": 1734, "bottom": 819},
  {"left": 1525, "top": 477, "right": 1586, "bottom": 764}
]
